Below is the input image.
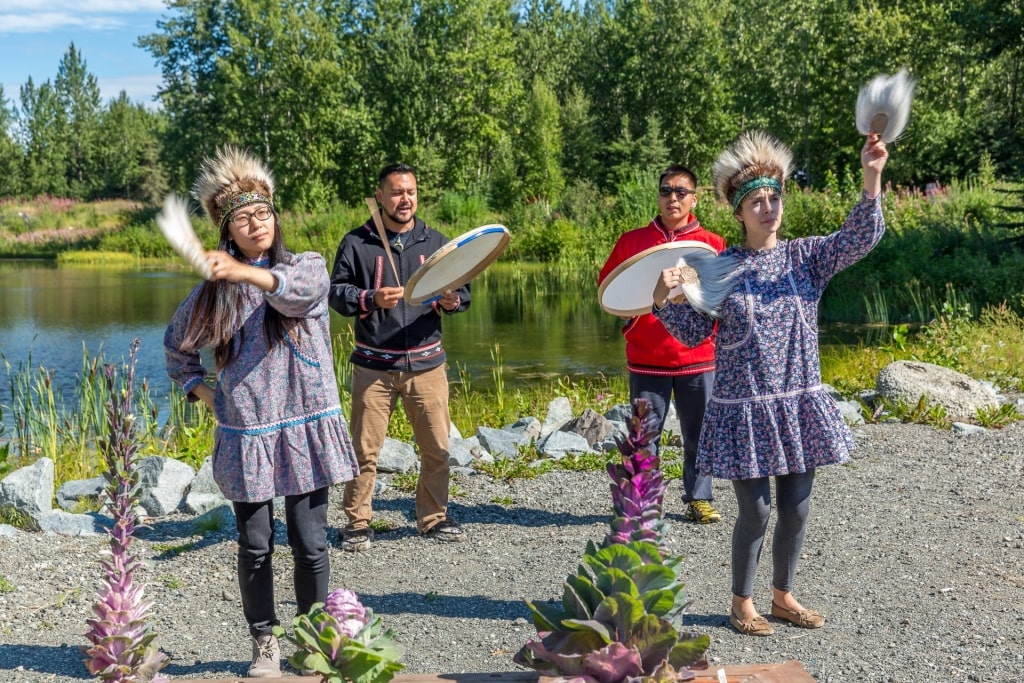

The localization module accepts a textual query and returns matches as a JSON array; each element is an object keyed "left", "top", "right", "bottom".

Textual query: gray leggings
[{"left": 731, "top": 470, "right": 815, "bottom": 598}]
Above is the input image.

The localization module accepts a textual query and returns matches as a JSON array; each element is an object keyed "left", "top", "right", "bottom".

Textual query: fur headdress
[
  {"left": 712, "top": 131, "right": 794, "bottom": 211},
  {"left": 191, "top": 146, "right": 276, "bottom": 230}
]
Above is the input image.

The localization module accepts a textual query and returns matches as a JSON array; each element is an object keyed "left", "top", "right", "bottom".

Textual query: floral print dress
[
  {"left": 165, "top": 251, "right": 357, "bottom": 501},
  {"left": 655, "top": 193, "right": 885, "bottom": 480}
]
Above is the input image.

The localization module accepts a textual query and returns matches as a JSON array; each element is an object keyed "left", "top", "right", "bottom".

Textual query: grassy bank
[
  {"left": 2, "top": 179, "right": 1022, "bottom": 324},
  {"left": 1, "top": 297, "right": 1021, "bottom": 494}
]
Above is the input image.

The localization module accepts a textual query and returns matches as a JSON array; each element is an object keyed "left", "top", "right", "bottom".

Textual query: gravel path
[{"left": 1, "top": 421, "right": 1023, "bottom": 682}]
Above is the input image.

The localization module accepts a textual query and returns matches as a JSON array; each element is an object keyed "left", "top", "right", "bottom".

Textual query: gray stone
[
  {"left": 0, "top": 524, "right": 20, "bottom": 536},
  {"left": 0, "top": 457, "right": 54, "bottom": 523},
  {"left": 856, "top": 389, "right": 880, "bottom": 407},
  {"left": 449, "top": 422, "right": 463, "bottom": 441},
  {"left": 822, "top": 383, "right": 843, "bottom": 401},
  {"left": 448, "top": 439, "right": 476, "bottom": 468},
  {"left": 184, "top": 457, "right": 228, "bottom": 515},
  {"left": 137, "top": 456, "right": 196, "bottom": 517},
  {"left": 373, "top": 479, "right": 389, "bottom": 495},
  {"left": 836, "top": 400, "right": 865, "bottom": 425},
  {"left": 56, "top": 475, "right": 105, "bottom": 512},
  {"left": 603, "top": 403, "right": 632, "bottom": 423},
  {"left": 37, "top": 510, "right": 109, "bottom": 536},
  {"left": 475, "top": 452, "right": 495, "bottom": 466},
  {"left": 377, "top": 438, "right": 418, "bottom": 473},
  {"left": 561, "top": 408, "right": 612, "bottom": 447},
  {"left": 451, "top": 466, "right": 475, "bottom": 477},
  {"left": 876, "top": 361, "right": 999, "bottom": 419},
  {"left": 504, "top": 416, "right": 541, "bottom": 443},
  {"left": 541, "top": 397, "right": 573, "bottom": 436},
  {"left": 476, "top": 426, "right": 524, "bottom": 459},
  {"left": 952, "top": 422, "right": 988, "bottom": 437},
  {"left": 537, "top": 431, "right": 593, "bottom": 460}
]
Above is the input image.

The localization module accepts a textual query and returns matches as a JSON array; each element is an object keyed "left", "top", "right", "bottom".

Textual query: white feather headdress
[
  {"left": 712, "top": 131, "right": 794, "bottom": 210},
  {"left": 155, "top": 146, "right": 276, "bottom": 280},
  {"left": 191, "top": 145, "right": 276, "bottom": 229},
  {"left": 856, "top": 68, "right": 915, "bottom": 143}
]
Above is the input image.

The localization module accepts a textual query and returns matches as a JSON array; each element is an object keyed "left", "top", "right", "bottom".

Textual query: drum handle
[{"left": 364, "top": 197, "right": 401, "bottom": 285}]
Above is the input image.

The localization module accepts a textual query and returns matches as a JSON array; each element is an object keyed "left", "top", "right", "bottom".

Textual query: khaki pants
[{"left": 345, "top": 364, "right": 451, "bottom": 534}]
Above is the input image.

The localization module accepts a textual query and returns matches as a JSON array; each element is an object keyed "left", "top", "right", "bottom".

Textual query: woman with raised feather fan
[
  {"left": 652, "top": 129, "right": 889, "bottom": 636},
  {"left": 164, "top": 146, "right": 357, "bottom": 676}
]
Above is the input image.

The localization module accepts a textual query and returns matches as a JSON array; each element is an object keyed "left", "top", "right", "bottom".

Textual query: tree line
[{"left": 0, "top": 0, "right": 1021, "bottom": 211}]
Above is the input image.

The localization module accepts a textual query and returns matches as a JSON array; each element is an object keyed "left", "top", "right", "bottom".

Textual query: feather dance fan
[
  {"left": 156, "top": 194, "right": 213, "bottom": 280},
  {"left": 668, "top": 251, "right": 740, "bottom": 318},
  {"left": 856, "top": 68, "right": 915, "bottom": 142}
]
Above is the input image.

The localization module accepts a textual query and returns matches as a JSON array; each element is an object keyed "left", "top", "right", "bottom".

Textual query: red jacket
[{"left": 598, "top": 215, "right": 726, "bottom": 376}]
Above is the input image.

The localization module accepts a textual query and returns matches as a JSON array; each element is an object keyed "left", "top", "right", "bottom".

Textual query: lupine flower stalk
[
  {"left": 83, "top": 340, "right": 169, "bottom": 683},
  {"left": 605, "top": 398, "right": 669, "bottom": 552}
]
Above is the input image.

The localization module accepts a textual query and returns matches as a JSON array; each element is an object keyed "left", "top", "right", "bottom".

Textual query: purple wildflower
[{"left": 83, "top": 340, "right": 169, "bottom": 683}]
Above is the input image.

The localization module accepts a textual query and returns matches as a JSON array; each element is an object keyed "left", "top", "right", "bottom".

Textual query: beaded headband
[
  {"left": 218, "top": 191, "right": 274, "bottom": 229},
  {"left": 732, "top": 177, "right": 782, "bottom": 211}
]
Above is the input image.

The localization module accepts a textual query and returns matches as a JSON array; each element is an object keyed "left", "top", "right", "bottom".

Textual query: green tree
[
  {"left": 97, "top": 93, "right": 168, "bottom": 202},
  {"left": 54, "top": 43, "right": 103, "bottom": 198},
  {"left": 0, "top": 86, "right": 22, "bottom": 197},
  {"left": 520, "top": 77, "right": 565, "bottom": 205},
  {"left": 141, "top": 0, "right": 376, "bottom": 208},
  {"left": 18, "top": 78, "right": 68, "bottom": 197}
]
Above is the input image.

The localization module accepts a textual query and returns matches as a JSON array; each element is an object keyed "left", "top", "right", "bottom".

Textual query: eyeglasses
[
  {"left": 229, "top": 205, "right": 273, "bottom": 229},
  {"left": 658, "top": 185, "right": 696, "bottom": 199}
]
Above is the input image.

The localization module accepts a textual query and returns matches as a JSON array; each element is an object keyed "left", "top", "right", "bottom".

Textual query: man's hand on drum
[
  {"left": 374, "top": 286, "right": 404, "bottom": 309},
  {"left": 653, "top": 267, "right": 685, "bottom": 310},
  {"left": 439, "top": 291, "right": 460, "bottom": 311}
]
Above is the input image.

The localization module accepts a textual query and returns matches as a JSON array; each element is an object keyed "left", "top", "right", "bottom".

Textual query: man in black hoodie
[{"left": 329, "top": 163, "right": 470, "bottom": 551}]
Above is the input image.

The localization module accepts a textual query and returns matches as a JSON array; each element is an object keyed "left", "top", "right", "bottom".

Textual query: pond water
[{"left": 0, "top": 260, "right": 881, "bottom": 421}]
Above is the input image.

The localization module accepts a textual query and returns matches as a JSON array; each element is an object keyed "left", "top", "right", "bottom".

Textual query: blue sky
[{"left": 0, "top": 1, "right": 166, "bottom": 108}]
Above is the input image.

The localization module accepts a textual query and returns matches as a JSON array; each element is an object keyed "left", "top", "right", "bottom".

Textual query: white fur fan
[
  {"left": 856, "top": 68, "right": 915, "bottom": 142},
  {"left": 156, "top": 194, "right": 213, "bottom": 280}
]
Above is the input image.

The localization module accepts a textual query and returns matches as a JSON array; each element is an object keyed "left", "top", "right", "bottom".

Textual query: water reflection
[{"left": 0, "top": 261, "right": 880, "bottom": 419}]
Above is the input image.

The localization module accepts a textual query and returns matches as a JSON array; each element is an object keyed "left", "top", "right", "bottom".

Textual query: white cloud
[
  {"left": 0, "top": 1, "right": 164, "bottom": 11},
  {"left": 0, "top": 12, "right": 122, "bottom": 32},
  {"left": 0, "top": 1, "right": 165, "bottom": 34}
]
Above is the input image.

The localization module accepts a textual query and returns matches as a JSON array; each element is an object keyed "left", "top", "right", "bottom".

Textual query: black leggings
[
  {"left": 730, "top": 470, "right": 815, "bottom": 598},
  {"left": 233, "top": 487, "right": 330, "bottom": 637}
]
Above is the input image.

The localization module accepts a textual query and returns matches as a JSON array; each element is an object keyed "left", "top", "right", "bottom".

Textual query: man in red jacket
[{"left": 599, "top": 164, "right": 725, "bottom": 524}]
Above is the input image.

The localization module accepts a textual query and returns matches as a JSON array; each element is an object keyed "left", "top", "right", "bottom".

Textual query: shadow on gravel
[
  {"left": 356, "top": 591, "right": 532, "bottom": 621},
  {"left": 372, "top": 499, "right": 607, "bottom": 528},
  {"left": 0, "top": 643, "right": 91, "bottom": 679},
  {"left": 161, "top": 659, "right": 243, "bottom": 677}
]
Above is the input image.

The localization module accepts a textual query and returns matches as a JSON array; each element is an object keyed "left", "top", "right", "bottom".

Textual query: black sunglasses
[{"left": 658, "top": 185, "right": 696, "bottom": 198}]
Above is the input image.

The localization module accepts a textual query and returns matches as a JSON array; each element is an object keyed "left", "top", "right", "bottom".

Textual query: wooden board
[{"left": 186, "top": 660, "right": 814, "bottom": 683}]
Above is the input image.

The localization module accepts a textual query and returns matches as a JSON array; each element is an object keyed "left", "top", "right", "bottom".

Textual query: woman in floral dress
[
  {"left": 165, "top": 146, "right": 357, "bottom": 676},
  {"left": 653, "top": 131, "right": 888, "bottom": 636}
]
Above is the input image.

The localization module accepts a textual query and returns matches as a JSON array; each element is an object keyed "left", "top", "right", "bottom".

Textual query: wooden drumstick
[{"left": 365, "top": 197, "right": 401, "bottom": 284}]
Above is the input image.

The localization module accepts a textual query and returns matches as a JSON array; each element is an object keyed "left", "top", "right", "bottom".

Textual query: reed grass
[{"left": 2, "top": 288, "right": 1020, "bottom": 492}]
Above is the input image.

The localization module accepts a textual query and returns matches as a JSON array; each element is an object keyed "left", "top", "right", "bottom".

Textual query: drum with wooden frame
[
  {"left": 404, "top": 224, "right": 511, "bottom": 304},
  {"left": 598, "top": 241, "right": 718, "bottom": 317}
]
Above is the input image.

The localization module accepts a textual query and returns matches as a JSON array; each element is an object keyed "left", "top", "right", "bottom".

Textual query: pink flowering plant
[
  {"left": 83, "top": 340, "right": 169, "bottom": 682},
  {"left": 515, "top": 398, "right": 710, "bottom": 683},
  {"left": 274, "top": 588, "right": 405, "bottom": 683},
  {"left": 606, "top": 398, "right": 669, "bottom": 552}
]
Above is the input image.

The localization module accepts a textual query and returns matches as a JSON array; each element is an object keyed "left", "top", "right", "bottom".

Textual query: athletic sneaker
[
  {"left": 685, "top": 500, "right": 721, "bottom": 524},
  {"left": 341, "top": 528, "right": 374, "bottom": 552}
]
